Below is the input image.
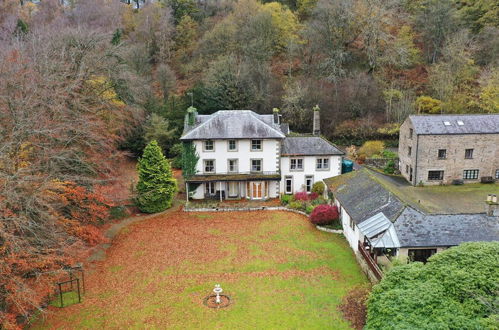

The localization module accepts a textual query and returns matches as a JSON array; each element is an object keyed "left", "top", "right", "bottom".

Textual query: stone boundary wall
[
  {"left": 364, "top": 158, "right": 399, "bottom": 170},
  {"left": 184, "top": 205, "right": 308, "bottom": 216},
  {"left": 316, "top": 226, "right": 343, "bottom": 234},
  {"left": 355, "top": 252, "right": 381, "bottom": 284}
]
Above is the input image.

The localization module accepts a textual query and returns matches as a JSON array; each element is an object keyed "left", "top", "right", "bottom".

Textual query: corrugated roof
[
  {"left": 281, "top": 136, "right": 344, "bottom": 156},
  {"left": 371, "top": 225, "right": 401, "bottom": 249},
  {"left": 409, "top": 114, "right": 499, "bottom": 135},
  {"left": 358, "top": 212, "right": 401, "bottom": 249},
  {"left": 358, "top": 212, "right": 392, "bottom": 238},
  {"left": 395, "top": 207, "right": 499, "bottom": 247},
  {"left": 181, "top": 110, "right": 286, "bottom": 140}
]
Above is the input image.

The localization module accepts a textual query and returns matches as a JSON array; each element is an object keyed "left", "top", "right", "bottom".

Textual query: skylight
[
  {"left": 457, "top": 121, "right": 464, "bottom": 126},
  {"left": 443, "top": 121, "right": 451, "bottom": 126}
]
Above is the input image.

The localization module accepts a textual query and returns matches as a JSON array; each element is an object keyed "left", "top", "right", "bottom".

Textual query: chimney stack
[
  {"left": 486, "top": 194, "right": 498, "bottom": 216},
  {"left": 313, "top": 105, "right": 320, "bottom": 136},
  {"left": 273, "top": 108, "right": 280, "bottom": 125}
]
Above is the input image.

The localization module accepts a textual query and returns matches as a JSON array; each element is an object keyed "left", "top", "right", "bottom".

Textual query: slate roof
[
  {"left": 395, "top": 207, "right": 499, "bottom": 247},
  {"left": 325, "top": 169, "right": 405, "bottom": 225},
  {"left": 409, "top": 114, "right": 499, "bottom": 135},
  {"left": 325, "top": 169, "right": 499, "bottom": 248},
  {"left": 281, "top": 136, "right": 344, "bottom": 156},
  {"left": 181, "top": 110, "right": 286, "bottom": 140}
]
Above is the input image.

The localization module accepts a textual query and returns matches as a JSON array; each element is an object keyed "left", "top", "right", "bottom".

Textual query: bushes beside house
[
  {"left": 310, "top": 204, "right": 339, "bottom": 225},
  {"left": 311, "top": 181, "right": 325, "bottom": 195},
  {"left": 281, "top": 191, "right": 327, "bottom": 214}
]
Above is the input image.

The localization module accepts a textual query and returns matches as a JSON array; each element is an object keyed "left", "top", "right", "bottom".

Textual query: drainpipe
[{"left": 414, "top": 134, "right": 419, "bottom": 186}]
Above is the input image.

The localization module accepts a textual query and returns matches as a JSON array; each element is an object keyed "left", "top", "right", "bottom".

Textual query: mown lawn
[{"left": 33, "top": 210, "right": 366, "bottom": 329}]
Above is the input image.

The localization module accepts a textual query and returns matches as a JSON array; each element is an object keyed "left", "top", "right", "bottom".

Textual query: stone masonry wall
[
  {"left": 399, "top": 119, "right": 499, "bottom": 185},
  {"left": 415, "top": 134, "right": 499, "bottom": 185}
]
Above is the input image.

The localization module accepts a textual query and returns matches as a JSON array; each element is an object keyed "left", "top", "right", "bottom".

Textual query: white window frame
[
  {"left": 463, "top": 169, "right": 479, "bottom": 180},
  {"left": 250, "top": 159, "right": 262, "bottom": 173},
  {"left": 285, "top": 176, "right": 293, "bottom": 194},
  {"left": 228, "top": 181, "right": 238, "bottom": 198},
  {"left": 316, "top": 158, "right": 330, "bottom": 170},
  {"left": 290, "top": 158, "right": 304, "bottom": 171},
  {"left": 228, "top": 159, "right": 238, "bottom": 173},
  {"left": 203, "top": 140, "right": 214, "bottom": 152},
  {"left": 205, "top": 182, "right": 215, "bottom": 195},
  {"left": 227, "top": 140, "right": 237, "bottom": 152},
  {"left": 305, "top": 175, "right": 314, "bottom": 193},
  {"left": 251, "top": 139, "right": 262, "bottom": 151},
  {"left": 204, "top": 159, "right": 215, "bottom": 173}
]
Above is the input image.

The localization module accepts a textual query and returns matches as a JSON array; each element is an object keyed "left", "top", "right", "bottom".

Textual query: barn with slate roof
[
  {"left": 399, "top": 114, "right": 499, "bottom": 185},
  {"left": 325, "top": 168, "right": 499, "bottom": 269}
]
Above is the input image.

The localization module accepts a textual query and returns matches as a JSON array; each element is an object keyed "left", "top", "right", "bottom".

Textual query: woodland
[{"left": 0, "top": 0, "right": 498, "bottom": 327}]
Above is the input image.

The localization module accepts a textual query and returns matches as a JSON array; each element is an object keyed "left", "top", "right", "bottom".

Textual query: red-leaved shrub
[
  {"left": 310, "top": 204, "right": 339, "bottom": 225},
  {"left": 294, "top": 192, "right": 309, "bottom": 201},
  {"left": 294, "top": 191, "right": 319, "bottom": 201},
  {"left": 309, "top": 192, "right": 319, "bottom": 200}
]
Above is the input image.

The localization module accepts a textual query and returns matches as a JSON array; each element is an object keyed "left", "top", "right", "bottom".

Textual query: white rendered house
[{"left": 180, "top": 108, "right": 344, "bottom": 200}]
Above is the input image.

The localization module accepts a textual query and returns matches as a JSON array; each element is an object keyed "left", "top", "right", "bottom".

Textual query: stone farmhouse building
[
  {"left": 325, "top": 169, "right": 499, "bottom": 281},
  {"left": 399, "top": 114, "right": 499, "bottom": 185},
  {"left": 180, "top": 108, "right": 344, "bottom": 200}
]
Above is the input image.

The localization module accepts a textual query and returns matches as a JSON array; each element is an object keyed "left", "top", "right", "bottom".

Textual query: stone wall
[
  {"left": 364, "top": 158, "right": 399, "bottom": 170},
  {"left": 399, "top": 118, "right": 499, "bottom": 185},
  {"left": 415, "top": 134, "right": 499, "bottom": 185}
]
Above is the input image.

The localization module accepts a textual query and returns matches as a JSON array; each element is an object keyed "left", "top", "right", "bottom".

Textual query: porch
[
  {"left": 185, "top": 172, "right": 281, "bottom": 201},
  {"left": 184, "top": 198, "right": 281, "bottom": 211}
]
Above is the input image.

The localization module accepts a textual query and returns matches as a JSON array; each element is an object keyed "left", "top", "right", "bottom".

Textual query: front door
[{"left": 252, "top": 182, "right": 262, "bottom": 199}]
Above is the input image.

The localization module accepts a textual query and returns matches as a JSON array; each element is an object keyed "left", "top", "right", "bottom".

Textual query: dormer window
[
  {"left": 203, "top": 140, "right": 214, "bottom": 151},
  {"left": 443, "top": 121, "right": 451, "bottom": 126},
  {"left": 251, "top": 139, "right": 262, "bottom": 151},
  {"left": 457, "top": 120, "right": 464, "bottom": 126}
]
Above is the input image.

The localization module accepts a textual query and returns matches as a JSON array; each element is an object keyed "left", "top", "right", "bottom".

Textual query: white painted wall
[
  {"left": 194, "top": 139, "right": 280, "bottom": 174},
  {"left": 280, "top": 155, "right": 342, "bottom": 194},
  {"left": 336, "top": 200, "right": 362, "bottom": 252}
]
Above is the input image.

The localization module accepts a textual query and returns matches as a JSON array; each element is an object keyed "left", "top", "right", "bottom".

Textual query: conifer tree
[{"left": 136, "top": 140, "right": 177, "bottom": 213}]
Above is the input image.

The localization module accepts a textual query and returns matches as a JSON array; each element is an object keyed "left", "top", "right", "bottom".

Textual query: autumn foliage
[
  {"left": 0, "top": 12, "right": 135, "bottom": 327},
  {"left": 294, "top": 191, "right": 319, "bottom": 201},
  {"left": 309, "top": 205, "right": 339, "bottom": 226}
]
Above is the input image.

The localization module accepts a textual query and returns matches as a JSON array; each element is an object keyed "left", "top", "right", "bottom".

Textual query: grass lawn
[{"left": 33, "top": 209, "right": 367, "bottom": 329}]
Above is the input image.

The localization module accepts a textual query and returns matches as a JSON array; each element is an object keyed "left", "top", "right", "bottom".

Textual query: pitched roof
[
  {"left": 281, "top": 136, "right": 344, "bottom": 156},
  {"left": 409, "top": 114, "right": 499, "bottom": 135},
  {"left": 394, "top": 207, "right": 499, "bottom": 247},
  {"left": 181, "top": 110, "right": 286, "bottom": 140},
  {"left": 358, "top": 212, "right": 400, "bottom": 249},
  {"left": 325, "top": 169, "right": 499, "bottom": 248},
  {"left": 325, "top": 169, "right": 405, "bottom": 225}
]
